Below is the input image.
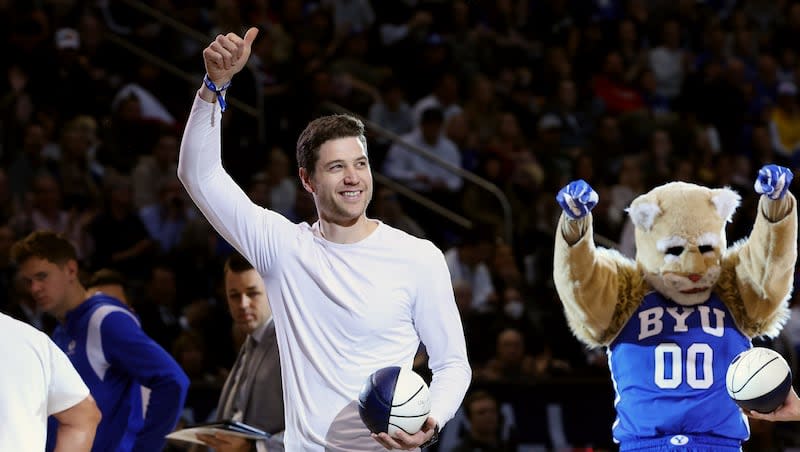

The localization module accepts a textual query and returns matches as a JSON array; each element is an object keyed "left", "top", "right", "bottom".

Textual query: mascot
[{"left": 554, "top": 165, "right": 797, "bottom": 451}]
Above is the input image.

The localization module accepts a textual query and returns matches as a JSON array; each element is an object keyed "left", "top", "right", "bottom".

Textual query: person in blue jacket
[{"left": 11, "top": 231, "right": 189, "bottom": 452}]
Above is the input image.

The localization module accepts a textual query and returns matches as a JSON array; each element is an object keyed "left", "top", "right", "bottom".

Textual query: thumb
[{"left": 243, "top": 27, "right": 259, "bottom": 47}]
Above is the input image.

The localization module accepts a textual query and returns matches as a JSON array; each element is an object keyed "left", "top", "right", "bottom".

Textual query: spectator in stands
[
  {"left": 461, "top": 153, "right": 507, "bottom": 236},
  {"left": 88, "top": 175, "right": 154, "bottom": 280},
  {"left": 445, "top": 229, "right": 496, "bottom": 312},
  {"left": 648, "top": 19, "right": 688, "bottom": 102},
  {"left": 10, "top": 173, "right": 92, "bottom": 259},
  {"left": 444, "top": 112, "right": 481, "bottom": 173},
  {"left": 452, "top": 391, "right": 517, "bottom": 452},
  {"left": 54, "top": 116, "right": 103, "bottom": 211},
  {"left": 0, "top": 169, "right": 16, "bottom": 227},
  {"left": 492, "top": 286, "right": 537, "bottom": 335},
  {"left": 485, "top": 113, "right": 529, "bottom": 174},
  {"left": 370, "top": 187, "right": 426, "bottom": 238},
  {"left": 592, "top": 50, "right": 645, "bottom": 115},
  {"left": 463, "top": 74, "right": 501, "bottom": 147},
  {"left": 86, "top": 268, "right": 130, "bottom": 306},
  {"left": 368, "top": 77, "right": 415, "bottom": 148},
  {"left": 139, "top": 178, "right": 196, "bottom": 254},
  {"left": 411, "top": 72, "right": 463, "bottom": 125},
  {"left": 132, "top": 131, "right": 180, "bottom": 209},
  {"left": 490, "top": 242, "right": 523, "bottom": 294},
  {"left": 262, "top": 148, "right": 298, "bottom": 218},
  {"left": 134, "top": 264, "right": 182, "bottom": 350},
  {"left": 170, "top": 330, "right": 222, "bottom": 388},
  {"left": 475, "top": 328, "right": 538, "bottom": 382},
  {"left": 383, "top": 107, "right": 463, "bottom": 195},
  {"left": 8, "top": 122, "right": 53, "bottom": 205},
  {"left": 545, "top": 78, "right": 592, "bottom": 151},
  {"left": 326, "top": 0, "right": 376, "bottom": 37},
  {"left": 769, "top": 81, "right": 800, "bottom": 162}
]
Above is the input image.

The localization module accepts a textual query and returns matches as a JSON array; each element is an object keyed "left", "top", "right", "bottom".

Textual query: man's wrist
[
  {"left": 199, "top": 84, "right": 217, "bottom": 104},
  {"left": 203, "top": 74, "right": 232, "bottom": 111},
  {"left": 420, "top": 423, "right": 439, "bottom": 449}
]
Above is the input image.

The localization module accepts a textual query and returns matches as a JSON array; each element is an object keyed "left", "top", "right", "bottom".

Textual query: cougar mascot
[{"left": 554, "top": 165, "right": 797, "bottom": 451}]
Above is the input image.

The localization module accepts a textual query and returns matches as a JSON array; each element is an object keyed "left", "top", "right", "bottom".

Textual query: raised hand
[
  {"left": 556, "top": 180, "right": 598, "bottom": 220},
  {"left": 755, "top": 164, "right": 793, "bottom": 200},
  {"left": 203, "top": 27, "right": 259, "bottom": 87}
]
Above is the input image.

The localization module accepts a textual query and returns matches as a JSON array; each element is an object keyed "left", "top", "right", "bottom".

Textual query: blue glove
[
  {"left": 754, "top": 164, "right": 793, "bottom": 200},
  {"left": 556, "top": 180, "right": 598, "bottom": 220}
]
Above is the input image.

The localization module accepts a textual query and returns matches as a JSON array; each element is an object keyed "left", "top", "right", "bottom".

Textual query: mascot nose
[{"left": 687, "top": 274, "right": 702, "bottom": 282}]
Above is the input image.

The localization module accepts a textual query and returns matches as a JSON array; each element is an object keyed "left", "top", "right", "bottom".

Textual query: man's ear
[
  {"left": 299, "top": 167, "right": 314, "bottom": 194},
  {"left": 65, "top": 259, "right": 79, "bottom": 281}
]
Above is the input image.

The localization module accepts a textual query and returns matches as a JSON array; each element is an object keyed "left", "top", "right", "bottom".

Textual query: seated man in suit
[{"left": 197, "top": 252, "right": 285, "bottom": 452}]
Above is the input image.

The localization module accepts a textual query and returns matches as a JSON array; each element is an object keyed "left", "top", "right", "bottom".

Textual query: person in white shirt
[
  {"left": 178, "top": 28, "right": 471, "bottom": 451},
  {"left": 411, "top": 72, "right": 463, "bottom": 126},
  {"left": 444, "top": 230, "right": 496, "bottom": 312},
  {"left": 383, "top": 107, "right": 463, "bottom": 194},
  {"left": 648, "top": 19, "right": 687, "bottom": 100},
  {"left": 0, "top": 312, "right": 101, "bottom": 451}
]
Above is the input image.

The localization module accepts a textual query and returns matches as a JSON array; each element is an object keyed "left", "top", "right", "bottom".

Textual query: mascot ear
[
  {"left": 627, "top": 200, "right": 662, "bottom": 231},
  {"left": 711, "top": 188, "right": 741, "bottom": 223}
]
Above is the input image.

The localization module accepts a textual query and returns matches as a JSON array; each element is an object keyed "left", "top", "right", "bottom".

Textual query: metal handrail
[
  {"left": 373, "top": 173, "right": 473, "bottom": 230},
  {"left": 323, "top": 102, "right": 514, "bottom": 244},
  {"left": 103, "top": 33, "right": 260, "bottom": 118},
  {"left": 118, "top": 0, "right": 210, "bottom": 43},
  {"left": 105, "top": 0, "right": 512, "bottom": 242}
]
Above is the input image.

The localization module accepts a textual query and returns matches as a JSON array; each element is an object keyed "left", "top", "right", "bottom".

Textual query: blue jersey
[
  {"left": 46, "top": 294, "right": 189, "bottom": 452},
  {"left": 609, "top": 291, "right": 750, "bottom": 446}
]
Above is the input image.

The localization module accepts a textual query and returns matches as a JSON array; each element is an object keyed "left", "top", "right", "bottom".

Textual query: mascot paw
[
  {"left": 755, "top": 164, "right": 793, "bottom": 200},
  {"left": 557, "top": 179, "right": 598, "bottom": 219}
]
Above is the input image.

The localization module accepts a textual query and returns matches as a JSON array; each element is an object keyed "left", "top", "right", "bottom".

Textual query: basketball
[
  {"left": 725, "top": 347, "right": 793, "bottom": 413},
  {"left": 357, "top": 366, "right": 431, "bottom": 436}
]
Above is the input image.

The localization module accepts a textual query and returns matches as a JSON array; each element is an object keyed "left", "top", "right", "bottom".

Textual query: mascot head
[{"left": 627, "top": 182, "right": 741, "bottom": 306}]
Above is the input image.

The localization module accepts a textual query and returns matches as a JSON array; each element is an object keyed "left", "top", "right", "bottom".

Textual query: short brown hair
[
  {"left": 224, "top": 252, "right": 254, "bottom": 275},
  {"left": 10, "top": 231, "right": 78, "bottom": 266},
  {"left": 296, "top": 114, "right": 367, "bottom": 175},
  {"left": 87, "top": 268, "right": 126, "bottom": 289},
  {"left": 462, "top": 390, "right": 497, "bottom": 420}
]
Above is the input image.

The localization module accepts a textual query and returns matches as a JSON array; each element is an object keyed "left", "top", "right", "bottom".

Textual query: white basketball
[
  {"left": 358, "top": 366, "right": 431, "bottom": 435},
  {"left": 388, "top": 368, "right": 431, "bottom": 435},
  {"left": 726, "top": 347, "right": 792, "bottom": 413}
]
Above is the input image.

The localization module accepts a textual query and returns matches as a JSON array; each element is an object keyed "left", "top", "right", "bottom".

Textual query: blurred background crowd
[{"left": 4, "top": 0, "right": 800, "bottom": 450}]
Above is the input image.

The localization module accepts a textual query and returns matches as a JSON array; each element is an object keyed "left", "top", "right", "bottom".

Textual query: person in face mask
[
  {"left": 489, "top": 286, "right": 573, "bottom": 377},
  {"left": 501, "top": 287, "right": 526, "bottom": 320}
]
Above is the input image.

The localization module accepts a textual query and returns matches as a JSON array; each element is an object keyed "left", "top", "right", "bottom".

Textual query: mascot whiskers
[{"left": 554, "top": 165, "right": 797, "bottom": 451}]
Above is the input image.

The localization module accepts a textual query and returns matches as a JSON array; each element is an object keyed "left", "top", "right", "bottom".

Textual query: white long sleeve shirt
[{"left": 178, "top": 95, "right": 471, "bottom": 451}]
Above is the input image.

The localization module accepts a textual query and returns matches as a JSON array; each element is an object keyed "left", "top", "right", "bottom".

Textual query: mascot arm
[
  {"left": 554, "top": 213, "right": 636, "bottom": 346},
  {"left": 731, "top": 193, "right": 797, "bottom": 335}
]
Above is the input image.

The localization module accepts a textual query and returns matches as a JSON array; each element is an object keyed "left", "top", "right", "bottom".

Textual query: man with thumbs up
[{"left": 178, "top": 28, "right": 471, "bottom": 451}]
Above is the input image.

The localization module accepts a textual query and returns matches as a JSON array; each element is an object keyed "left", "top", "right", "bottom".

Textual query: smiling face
[
  {"left": 300, "top": 136, "right": 373, "bottom": 226},
  {"left": 225, "top": 268, "right": 271, "bottom": 334}
]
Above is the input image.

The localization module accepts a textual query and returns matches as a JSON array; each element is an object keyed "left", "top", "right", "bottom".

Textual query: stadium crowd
[{"left": 3, "top": 0, "right": 800, "bottom": 450}]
